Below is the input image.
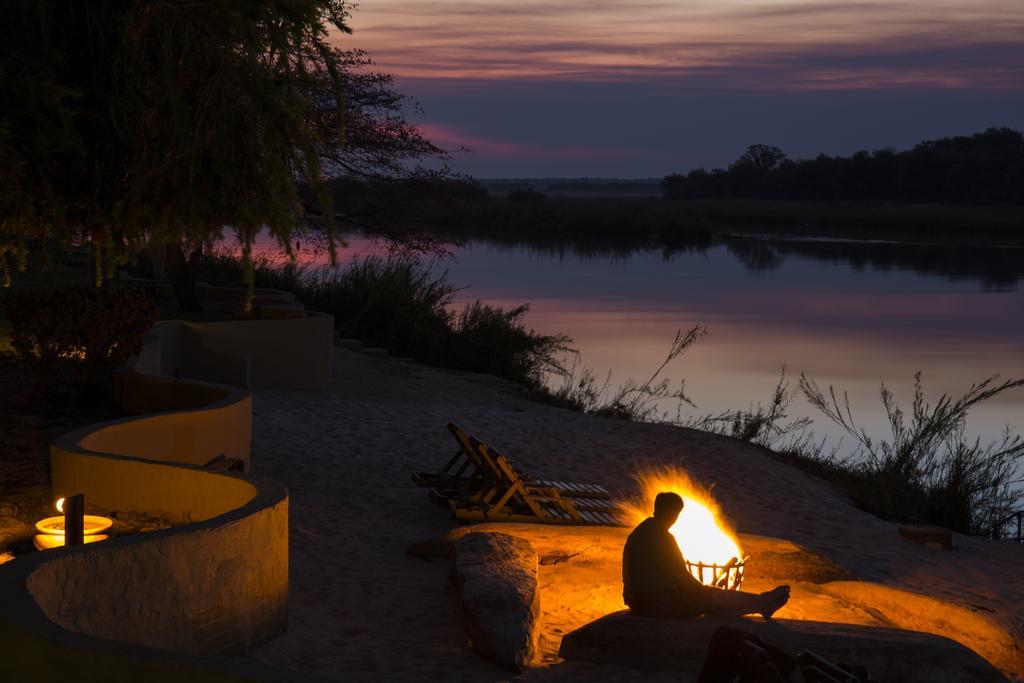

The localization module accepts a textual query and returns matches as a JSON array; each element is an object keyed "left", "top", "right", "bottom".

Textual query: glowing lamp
[{"left": 33, "top": 496, "right": 112, "bottom": 551}]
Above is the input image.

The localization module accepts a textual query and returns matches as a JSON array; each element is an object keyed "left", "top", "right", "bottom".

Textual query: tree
[
  {"left": 0, "top": 1, "right": 81, "bottom": 284},
  {"left": 661, "top": 129, "right": 1024, "bottom": 204},
  {"left": 729, "top": 144, "right": 787, "bottom": 173},
  {"left": 2, "top": 1, "right": 443, "bottom": 309}
]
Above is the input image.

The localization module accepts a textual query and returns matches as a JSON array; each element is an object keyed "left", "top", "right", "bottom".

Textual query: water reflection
[
  {"left": 724, "top": 238, "right": 1024, "bottom": 290},
  {"left": 431, "top": 236, "right": 1024, "bottom": 453}
]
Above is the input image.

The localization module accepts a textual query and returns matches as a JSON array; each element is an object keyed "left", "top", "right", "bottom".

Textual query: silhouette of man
[{"left": 623, "top": 492, "right": 790, "bottom": 618}]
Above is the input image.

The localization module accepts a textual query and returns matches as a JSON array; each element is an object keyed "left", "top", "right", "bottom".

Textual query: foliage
[
  {"left": 446, "top": 301, "right": 570, "bottom": 386},
  {"left": 312, "top": 49, "right": 445, "bottom": 183},
  {"left": 507, "top": 189, "right": 550, "bottom": 204},
  {"left": 1, "top": 1, "right": 340, "bottom": 271},
  {"left": 4, "top": 287, "right": 156, "bottom": 403},
  {"left": 663, "top": 128, "right": 1024, "bottom": 204},
  {"left": 1, "top": 1, "right": 446, "bottom": 310},
  {"left": 797, "top": 372, "right": 1024, "bottom": 535},
  {"left": 311, "top": 257, "right": 455, "bottom": 361},
  {"left": 544, "top": 326, "right": 705, "bottom": 422},
  {"left": 689, "top": 367, "right": 816, "bottom": 451}
]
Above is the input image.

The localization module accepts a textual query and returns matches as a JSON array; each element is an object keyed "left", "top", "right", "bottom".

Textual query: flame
[
  {"left": 622, "top": 466, "right": 743, "bottom": 584},
  {"left": 56, "top": 497, "right": 65, "bottom": 513}
]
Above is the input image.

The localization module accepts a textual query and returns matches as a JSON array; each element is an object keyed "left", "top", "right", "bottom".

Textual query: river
[{"left": 260, "top": 231, "right": 1024, "bottom": 463}]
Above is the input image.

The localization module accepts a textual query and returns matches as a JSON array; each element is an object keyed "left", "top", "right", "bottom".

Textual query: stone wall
[
  {"left": 25, "top": 477, "right": 288, "bottom": 657},
  {"left": 196, "top": 312, "right": 334, "bottom": 392},
  {"left": 141, "top": 311, "right": 334, "bottom": 392},
  {"left": 0, "top": 370, "right": 291, "bottom": 679}
]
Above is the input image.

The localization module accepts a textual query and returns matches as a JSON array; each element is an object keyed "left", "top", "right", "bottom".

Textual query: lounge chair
[
  {"left": 413, "top": 423, "right": 613, "bottom": 500},
  {"left": 415, "top": 423, "right": 623, "bottom": 526}
]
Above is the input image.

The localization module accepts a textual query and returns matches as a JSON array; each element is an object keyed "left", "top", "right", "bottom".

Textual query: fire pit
[
  {"left": 626, "top": 467, "right": 748, "bottom": 591},
  {"left": 685, "top": 556, "right": 747, "bottom": 591}
]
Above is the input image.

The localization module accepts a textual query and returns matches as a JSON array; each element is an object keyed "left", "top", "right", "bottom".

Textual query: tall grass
[
  {"left": 689, "top": 367, "right": 819, "bottom": 453},
  {"left": 543, "top": 326, "right": 705, "bottom": 422},
  {"left": 795, "top": 373, "right": 1024, "bottom": 535}
]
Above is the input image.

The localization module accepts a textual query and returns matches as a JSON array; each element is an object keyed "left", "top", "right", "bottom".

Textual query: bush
[
  {"left": 689, "top": 367, "right": 815, "bottom": 451},
  {"left": 507, "top": 188, "right": 549, "bottom": 204},
  {"left": 4, "top": 286, "right": 156, "bottom": 404},
  {"left": 314, "top": 257, "right": 455, "bottom": 361},
  {"left": 542, "top": 326, "right": 705, "bottom": 422},
  {"left": 446, "top": 301, "right": 570, "bottom": 386}
]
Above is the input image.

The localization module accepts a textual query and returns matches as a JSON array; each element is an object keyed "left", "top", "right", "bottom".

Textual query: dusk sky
[{"left": 337, "top": 0, "right": 1024, "bottom": 177}]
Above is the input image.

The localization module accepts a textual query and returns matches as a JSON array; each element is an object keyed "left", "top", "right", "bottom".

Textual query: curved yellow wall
[
  {"left": 77, "top": 373, "right": 252, "bottom": 472},
  {"left": 0, "top": 371, "right": 289, "bottom": 681}
]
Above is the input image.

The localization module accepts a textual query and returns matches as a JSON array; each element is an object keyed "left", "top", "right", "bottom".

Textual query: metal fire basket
[{"left": 685, "top": 555, "right": 749, "bottom": 591}]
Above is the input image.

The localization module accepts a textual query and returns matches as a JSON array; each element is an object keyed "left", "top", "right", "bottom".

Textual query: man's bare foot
[{"left": 758, "top": 585, "right": 790, "bottom": 620}]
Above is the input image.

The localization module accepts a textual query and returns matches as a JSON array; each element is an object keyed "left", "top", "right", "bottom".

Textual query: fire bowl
[
  {"left": 35, "top": 515, "right": 113, "bottom": 537},
  {"left": 686, "top": 557, "right": 747, "bottom": 591},
  {"left": 33, "top": 514, "right": 114, "bottom": 551},
  {"left": 34, "top": 534, "right": 110, "bottom": 551}
]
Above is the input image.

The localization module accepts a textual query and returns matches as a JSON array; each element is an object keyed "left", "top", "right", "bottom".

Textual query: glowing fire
[{"left": 622, "top": 467, "right": 743, "bottom": 585}]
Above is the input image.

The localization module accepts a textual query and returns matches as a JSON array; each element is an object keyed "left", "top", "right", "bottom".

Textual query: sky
[{"left": 336, "top": 0, "right": 1024, "bottom": 177}]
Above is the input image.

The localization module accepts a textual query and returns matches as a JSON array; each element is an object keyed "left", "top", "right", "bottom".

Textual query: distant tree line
[{"left": 662, "top": 128, "right": 1024, "bottom": 204}]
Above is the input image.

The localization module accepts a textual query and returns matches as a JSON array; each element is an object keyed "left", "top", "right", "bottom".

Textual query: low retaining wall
[
  {"left": 75, "top": 372, "right": 252, "bottom": 474},
  {"left": 0, "top": 373, "right": 291, "bottom": 680},
  {"left": 142, "top": 311, "right": 334, "bottom": 392},
  {"left": 197, "top": 312, "right": 334, "bottom": 392}
]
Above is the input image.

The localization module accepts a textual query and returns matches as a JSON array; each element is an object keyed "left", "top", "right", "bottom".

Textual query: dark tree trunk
[{"left": 165, "top": 244, "right": 203, "bottom": 311}]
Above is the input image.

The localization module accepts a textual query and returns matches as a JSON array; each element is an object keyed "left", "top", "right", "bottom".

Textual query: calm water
[{"left": 264, "top": 233, "right": 1024, "bottom": 459}]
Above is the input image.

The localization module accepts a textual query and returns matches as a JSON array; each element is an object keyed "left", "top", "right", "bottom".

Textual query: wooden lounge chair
[
  {"left": 413, "top": 423, "right": 614, "bottom": 501},
  {"left": 448, "top": 440, "right": 623, "bottom": 526}
]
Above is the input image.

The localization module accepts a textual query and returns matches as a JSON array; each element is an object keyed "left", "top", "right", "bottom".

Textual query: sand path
[{"left": 247, "top": 349, "right": 1024, "bottom": 680}]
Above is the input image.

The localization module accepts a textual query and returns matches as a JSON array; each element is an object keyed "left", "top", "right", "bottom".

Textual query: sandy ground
[{"left": 246, "top": 348, "right": 1024, "bottom": 681}]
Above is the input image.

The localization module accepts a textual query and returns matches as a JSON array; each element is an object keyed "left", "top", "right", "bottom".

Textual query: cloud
[
  {"left": 340, "top": 0, "right": 1024, "bottom": 89},
  {"left": 417, "top": 123, "right": 671, "bottom": 162}
]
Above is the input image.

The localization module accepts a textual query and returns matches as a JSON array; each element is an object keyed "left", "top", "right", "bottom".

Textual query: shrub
[
  {"left": 507, "top": 188, "right": 548, "bottom": 204},
  {"left": 446, "top": 301, "right": 570, "bottom": 386},
  {"left": 689, "top": 367, "right": 815, "bottom": 451},
  {"left": 305, "top": 256, "right": 455, "bottom": 361},
  {"left": 543, "top": 326, "right": 705, "bottom": 422},
  {"left": 4, "top": 286, "right": 156, "bottom": 403}
]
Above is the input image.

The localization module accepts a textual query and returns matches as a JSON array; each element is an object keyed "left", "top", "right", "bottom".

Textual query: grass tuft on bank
[{"left": 710, "top": 371, "right": 1024, "bottom": 537}]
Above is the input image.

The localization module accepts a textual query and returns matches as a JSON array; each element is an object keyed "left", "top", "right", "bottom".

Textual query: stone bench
[{"left": 559, "top": 611, "right": 1004, "bottom": 682}]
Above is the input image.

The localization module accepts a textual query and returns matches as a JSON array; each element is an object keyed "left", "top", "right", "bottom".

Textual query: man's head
[{"left": 653, "top": 491, "right": 684, "bottom": 527}]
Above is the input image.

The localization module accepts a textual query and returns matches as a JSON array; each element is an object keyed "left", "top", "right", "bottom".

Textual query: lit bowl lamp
[{"left": 34, "top": 495, "right": 113, "bottom": 551}]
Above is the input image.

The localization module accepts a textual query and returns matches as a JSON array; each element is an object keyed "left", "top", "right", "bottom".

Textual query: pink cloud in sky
[
  {"left": 338, "top": 0, "right": 1024, "bottom": 90},
  {"left": 416, "top": 122, "right": 671, "bottom": 162}
]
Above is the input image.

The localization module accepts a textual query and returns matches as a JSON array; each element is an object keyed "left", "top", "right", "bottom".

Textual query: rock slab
[
  {"left": 453, "top": 532, "right": 540, "bottom": 671},
  {"left": 559, "top": 611, "right": 1005, "bottom": 682}
]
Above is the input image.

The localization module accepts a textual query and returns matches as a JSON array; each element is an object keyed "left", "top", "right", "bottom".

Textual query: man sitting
[{"left": 623, "top": 492, "right": 790, "bottom": 619}]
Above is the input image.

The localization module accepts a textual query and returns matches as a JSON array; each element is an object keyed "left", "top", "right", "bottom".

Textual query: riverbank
[
  {"left": 354, "top": 190, "right": 1024, "bottom": 250},
  {"left": 245, "top": 347, "right": 1024, "bottom": 680}
]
